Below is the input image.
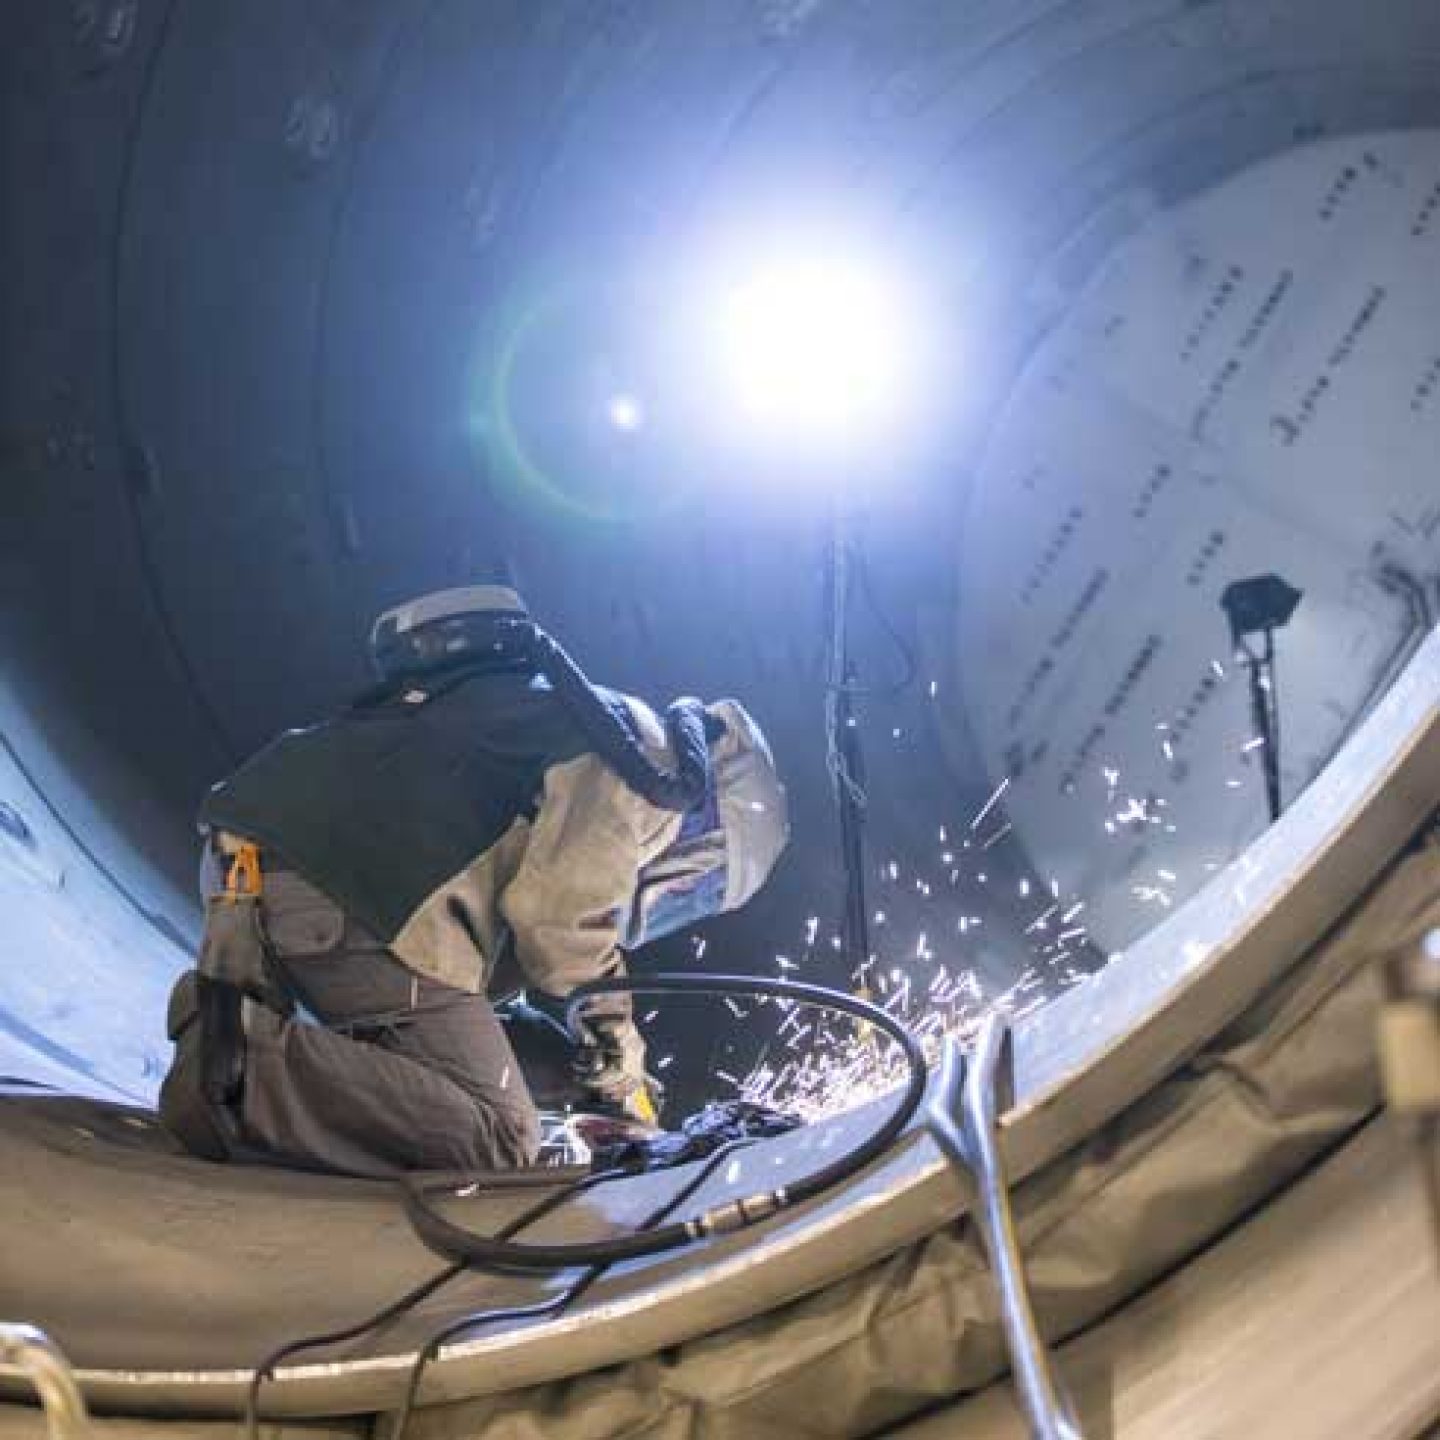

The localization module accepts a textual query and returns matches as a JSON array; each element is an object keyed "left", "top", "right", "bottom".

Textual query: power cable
[
  {"left": 386, "top": 1135, "right": 762, "bottom": 1440},
  {"left": 243, "top": 1262, "right": 462, "bottom": 1440},
  {"left": 847, "top": 543, "right": 919, "bottom": 700},
  {"left": 404, "top": 973, "right": 928, "bottom": 1271},
  {"left": 241, "top": 1164, "right": 590, "bottom": 1439},
  {"left": 821, "top": 508, "right": 919, "bottom": 999},
  {"left": 245, "top": 975, "right": 926, "bottom": 1433}
]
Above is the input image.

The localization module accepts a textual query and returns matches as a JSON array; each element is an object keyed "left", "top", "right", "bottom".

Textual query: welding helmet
[
  {"left": 369, "top": 585, "right": 530, "bottom": 682},
  {"left": 625, "top": 699, "right": 788, "bottom": 948}
]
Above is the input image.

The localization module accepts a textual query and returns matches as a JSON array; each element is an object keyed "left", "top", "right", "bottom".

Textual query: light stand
[
  {"left": 1219, "top": 574, "right": 1302, "bottom": 825},
  {"left": 825, "top": 498, "right": 872, "bottom": 991},
  {"left": 705, "top": 242, "right": 918, "bottom": 994}
]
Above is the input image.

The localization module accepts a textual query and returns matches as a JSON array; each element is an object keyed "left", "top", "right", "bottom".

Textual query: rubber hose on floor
[{"left": 403, "top": 972, "right": 928, "bottom": 1270}]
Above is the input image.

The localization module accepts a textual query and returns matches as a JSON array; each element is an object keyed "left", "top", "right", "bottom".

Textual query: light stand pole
[
  {"left": 825, "top": 495, "right": 873, "bottom": 992},
  {"left": 1220, "top": 574, "right": 1302, "bottom": 826},
  {"left": 1241, "top": 627, "right": 1282, "bottom": 824},
  {"left": 706, "top": 244, "right": 916, "bottom": 994}
]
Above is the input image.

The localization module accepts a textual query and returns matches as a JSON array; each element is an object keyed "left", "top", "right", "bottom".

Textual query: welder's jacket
[{"left": 198, "top": 668, "right": 684, "bottom": 1008}]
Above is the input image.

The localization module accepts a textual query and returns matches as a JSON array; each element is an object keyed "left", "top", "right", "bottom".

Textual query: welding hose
[
  {"left": 525, "top": 624, "right": 714, "bottom": 813},
  {"left": 403, "top": 973, "right": 928, "bottom": 1270}
]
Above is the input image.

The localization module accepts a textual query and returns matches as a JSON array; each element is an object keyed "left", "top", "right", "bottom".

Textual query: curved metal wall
[{"left": 2, "top": 0, "right": 1439, "bottom": 1107}]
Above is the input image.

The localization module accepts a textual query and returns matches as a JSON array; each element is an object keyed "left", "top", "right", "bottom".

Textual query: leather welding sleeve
[{"left": 499, "top": 752, "right": 681, "bottom": 1026}]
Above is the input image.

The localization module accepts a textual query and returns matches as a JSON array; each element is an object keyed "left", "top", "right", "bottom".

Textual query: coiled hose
[{"left": 404, "top": 972, "right": 928, "bottom": 1270}]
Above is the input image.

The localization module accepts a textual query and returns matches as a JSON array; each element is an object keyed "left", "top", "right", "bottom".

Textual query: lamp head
[{"left": 1220, "top": 574, "right": 1303, "bottom": 647}]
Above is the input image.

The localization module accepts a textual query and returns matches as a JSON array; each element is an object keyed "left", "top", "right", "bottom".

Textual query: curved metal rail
[
  {"left": 929, "top": 1023, "right": 1083, "bottom": 1440},
  {"left": 0, "top": 1323, "right": 89, "bottom": 1438}
]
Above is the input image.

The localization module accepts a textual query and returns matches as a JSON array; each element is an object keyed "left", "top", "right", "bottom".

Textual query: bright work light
[{"left": 711, "top": 249, "right": 918, "bottom": 446}]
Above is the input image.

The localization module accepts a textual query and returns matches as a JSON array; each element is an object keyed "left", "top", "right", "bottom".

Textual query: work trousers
[{"left": 170, "top": 869, "right": 541, "bottom": 1178}]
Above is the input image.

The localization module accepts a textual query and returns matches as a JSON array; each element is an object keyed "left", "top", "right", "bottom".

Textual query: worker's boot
[{"left": 158, "top": 970, "right": 247, "bottom": 1161}]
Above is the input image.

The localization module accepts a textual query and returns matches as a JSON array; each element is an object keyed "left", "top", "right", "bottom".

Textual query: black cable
[
  {"left": 822, "top": 527, "right": 917, "bottom": 703},
  {"left": 364, "top": 613, "right": 714, "bottom": 813},
  {"left": 241, "top": 1165, "right": 591, "bottom": 1439},
  {"left": 529, "top": 625, "right": 713, "bottom": 812},
  {"left": 387, "top": 1136, "right": 759, "bottom": 1440},
  {"left": 242, "top": 1261, "right": 462, "bottom": 1440},
  {"left": 386, "top": 1294, "right": 574, "bottom": 1440},
  {"left": 847, "top": 545, "right": 919, "bottom": 700},
  {"left": 403, "top": 973, "right": 928, "bottom": 1271},
  {"left": 244, "top": 977, "right": 924, "bottom": 1424},
  {"left": 822, "top": 515, "right": 880, "bottom": 988}
]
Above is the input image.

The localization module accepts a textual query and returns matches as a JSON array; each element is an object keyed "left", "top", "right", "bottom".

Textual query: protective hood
[
  {"left": 625, "top": 698, "right": 788, "bottom": 949},
  {"left": 709, "top": 698, "right": 789, "bottom": 912}
]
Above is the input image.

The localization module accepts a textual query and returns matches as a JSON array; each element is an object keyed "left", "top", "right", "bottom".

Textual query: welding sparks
[
  {"left": 1132, "top": 884, "right": 1172, "bottom": 907},
  {"left": 1026, "top": 903, "right": 1059, "bottom": 934},
  {"left": 970, "top": 776, "right": 1011, "bottom": 832},
  {"left": 722, "top": 705, "right": 1160, "bottom": 1120}
]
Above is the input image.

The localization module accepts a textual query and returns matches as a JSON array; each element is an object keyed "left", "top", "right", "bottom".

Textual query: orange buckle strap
[{"left": 222, "top": 842, "right": 263, "bottom": 901}]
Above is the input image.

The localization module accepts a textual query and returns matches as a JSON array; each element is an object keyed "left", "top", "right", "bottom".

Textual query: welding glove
[{"left": 575, "top": 1013, "right": 664, "bottom": 1122}]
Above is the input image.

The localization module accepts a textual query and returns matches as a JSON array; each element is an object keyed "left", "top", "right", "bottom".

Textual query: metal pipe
[
  {"left": 0, "top": 1323, "right": 90, "bottom": 1438},
  {"left": 928, "top": 1022, "right": 1083, "bottom": 1440}
]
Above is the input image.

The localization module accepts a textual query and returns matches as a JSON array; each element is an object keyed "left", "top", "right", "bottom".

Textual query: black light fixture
[{"left": 1219, "top": 574, "right": 1302, "bottom": 824}]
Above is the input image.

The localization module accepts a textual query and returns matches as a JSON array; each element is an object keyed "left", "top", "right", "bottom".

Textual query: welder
[{"left": 157, "top": 586, "right": 788, "bottom": 1178}]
